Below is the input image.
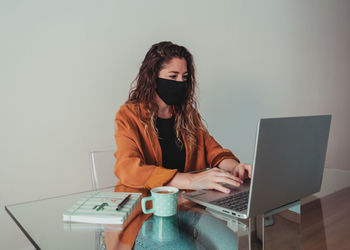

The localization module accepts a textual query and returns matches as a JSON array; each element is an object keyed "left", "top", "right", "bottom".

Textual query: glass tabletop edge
[
  {"left": 4, "top": 206, "right": 40, "bottom": 250},
  {"left": 4, "top": 186, "right": 115, "bottom": 208}
]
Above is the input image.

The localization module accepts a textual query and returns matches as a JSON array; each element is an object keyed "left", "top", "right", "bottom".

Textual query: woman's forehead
[{"left": 161, "top": 57, "right": 187, "bottom": 73}]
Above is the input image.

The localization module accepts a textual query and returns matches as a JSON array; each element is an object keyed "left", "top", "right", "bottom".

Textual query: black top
[{"left": 155, "top": 116, "right": 186, "bottom": 173}]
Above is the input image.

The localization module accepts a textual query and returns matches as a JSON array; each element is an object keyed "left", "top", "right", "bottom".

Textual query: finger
[
  {"left": 206, "top": 167, "right": 240, "bottom": 180},
  {"left": 213, "top": 176, "right": 241, "bottom": 187},
  {"left": 232, "top": 166, "right": 239, "bottom": 177},
  {"left": 246, "top": 164, "right": 252, "bottom": 178},
  {"left": 211, "top": 183, "right": 231, "bottom": 194},
  {"left": 228, "top": 164, "right": 244, "bottom": 180},
  {"left": 240, "top": 164, "right": 252, "bottom": 179},
  {"left": 238, "top": 167, "right": 245, "bottom": 180},
  {"left": 216, "top": 172, "right": 243, "bottom": 183}
]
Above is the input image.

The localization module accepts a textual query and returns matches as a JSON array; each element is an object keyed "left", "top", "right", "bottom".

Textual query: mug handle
[{"left": 141, "top": 196, "right": 155, "bottom": 214}]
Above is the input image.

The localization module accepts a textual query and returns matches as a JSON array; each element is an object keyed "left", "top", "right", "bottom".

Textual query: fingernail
[{"left": 226, "top": 189, "right": 230, "bottom": 194}]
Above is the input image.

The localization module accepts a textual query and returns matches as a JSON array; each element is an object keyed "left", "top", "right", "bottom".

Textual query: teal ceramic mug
[{"left": 141, "top": 186, "right": 179, "bottom": 217}]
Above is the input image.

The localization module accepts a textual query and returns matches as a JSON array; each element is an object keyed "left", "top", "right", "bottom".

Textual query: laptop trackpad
[{"left": 185, "top": 182, "right": 250, "bottom": 203}]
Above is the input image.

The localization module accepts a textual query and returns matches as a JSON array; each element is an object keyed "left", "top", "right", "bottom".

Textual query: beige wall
[{"left": 1, "top": 0, "right": 349, "bottom": 249}]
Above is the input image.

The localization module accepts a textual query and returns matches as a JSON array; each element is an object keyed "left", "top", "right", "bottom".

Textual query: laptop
[{"left": 183, "top": 115, "right": 331, "bottom": 219}]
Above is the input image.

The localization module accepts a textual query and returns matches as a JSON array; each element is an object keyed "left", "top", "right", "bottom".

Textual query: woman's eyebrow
[{"left": 169, "top": 71, "right": 188, "bottom": 74}]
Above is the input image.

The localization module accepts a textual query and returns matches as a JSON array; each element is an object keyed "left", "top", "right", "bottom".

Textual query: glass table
[
  {"left": 7, "top": 185, "right": 349, "bottom": 250},
  {"left": 6, "top": 186, "right": 252, "bottom": 250}
]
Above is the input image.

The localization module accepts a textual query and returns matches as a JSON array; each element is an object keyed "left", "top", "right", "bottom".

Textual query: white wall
[{"left": 1, "top": 0, "right": 349, "bottom": 249}]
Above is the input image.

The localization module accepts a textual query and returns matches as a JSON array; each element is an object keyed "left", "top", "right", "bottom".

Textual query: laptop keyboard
[{"left": 210, "top": 191, "right": 249, "bottom": 212}]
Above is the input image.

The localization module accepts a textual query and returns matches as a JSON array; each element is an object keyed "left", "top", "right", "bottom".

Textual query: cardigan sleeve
[
  {"left": 114, "top": 107, "right": 177, "bottom": 190},
  {"left": 203, "top": 129, "right": 240, "bottom": 168}
]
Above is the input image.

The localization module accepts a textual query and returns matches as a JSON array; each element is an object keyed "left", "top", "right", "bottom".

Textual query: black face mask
[{"left": 156, "top": 78, "right": 188, "bottom": 105}]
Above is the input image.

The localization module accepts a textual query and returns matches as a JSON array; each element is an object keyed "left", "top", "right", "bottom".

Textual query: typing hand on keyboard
[{"left": 185, "top": 167, "right": 243, "bottom": 194}]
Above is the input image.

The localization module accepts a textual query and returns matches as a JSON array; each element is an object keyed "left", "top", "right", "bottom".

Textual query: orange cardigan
[{"left": 114, "top": 103, "right": 239, "bottom": 190}]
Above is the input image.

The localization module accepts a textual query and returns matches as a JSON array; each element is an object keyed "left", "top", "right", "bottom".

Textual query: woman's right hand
[
  {"left": 187, "top": 168, "right": 243, "bottom": 193},
  {"left": 167, "top": 168, "right": 243, "bottom": 193}
]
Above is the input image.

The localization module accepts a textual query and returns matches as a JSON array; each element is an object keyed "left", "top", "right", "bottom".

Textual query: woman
[{"left": 114, "top": 41, "right": 251, "bottom": 194}]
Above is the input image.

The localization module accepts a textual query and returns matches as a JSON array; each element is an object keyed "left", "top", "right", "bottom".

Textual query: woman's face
[{"left": 158, "top": 57, "right": 188, "bottom": 82}]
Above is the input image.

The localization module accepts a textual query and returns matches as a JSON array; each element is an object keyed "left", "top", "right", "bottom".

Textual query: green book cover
[{"left": 63, "top": 192, "right": 142, "bottom": 224}]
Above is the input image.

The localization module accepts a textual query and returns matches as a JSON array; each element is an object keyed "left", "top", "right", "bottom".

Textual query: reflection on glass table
[
  {"left": 134, "top": 210, "right": 239, "bottom": 250},
  {"left": 5, "top": 185, "right": 248, "bottom": 250},
  {"left": 5, "top": 185, "right": 350, "bottom": 250}
]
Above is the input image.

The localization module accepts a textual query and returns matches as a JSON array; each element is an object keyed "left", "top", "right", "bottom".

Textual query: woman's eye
[{"left": 169, "top": 75, "right": 176, "bottom": 79}]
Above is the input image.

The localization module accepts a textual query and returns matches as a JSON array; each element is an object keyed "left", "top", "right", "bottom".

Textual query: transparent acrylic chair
[
  {"left": 89, "top": 147, "right": 118, "bottom": 250},
  {"left": 89, "top": 147, "right": 118, "bottom": 191}
]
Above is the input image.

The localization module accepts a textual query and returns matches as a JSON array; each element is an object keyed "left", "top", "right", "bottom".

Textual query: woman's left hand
[
  {"left": 232, "top": 163, "right": 252, "bottom": 180},
  {"left": 218, "top": 159, "right": 252, "bottom": 180}
]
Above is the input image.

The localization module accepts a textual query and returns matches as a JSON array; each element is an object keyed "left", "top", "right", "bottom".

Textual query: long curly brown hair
[{"left": 127, "top": 41, "right": 206, "bottom": 149}]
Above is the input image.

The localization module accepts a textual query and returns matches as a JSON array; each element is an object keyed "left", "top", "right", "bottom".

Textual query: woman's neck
[{"left": 155, "top": 94, "right": 172, "bottom": 119}]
